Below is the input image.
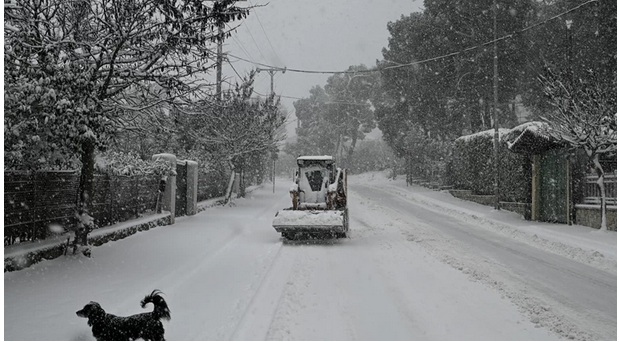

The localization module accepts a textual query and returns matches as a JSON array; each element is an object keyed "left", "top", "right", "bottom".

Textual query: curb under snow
[
  {"left": 4, "top": 213, "right": 172, "bottom": 273},
  {"left": 4, "top": 184, "right": 265, "bottom": 273},
  {"left": 387, "top": 184, "right": 617, "bottom": 275}
]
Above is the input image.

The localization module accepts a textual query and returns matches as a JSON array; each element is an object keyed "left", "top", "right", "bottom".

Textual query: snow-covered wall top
[
  {"left": 297, "top": 155, "right": 334, "bottom": 161},
  {"left": 455, "top": 128, "right": 510, "bottom": 144}
]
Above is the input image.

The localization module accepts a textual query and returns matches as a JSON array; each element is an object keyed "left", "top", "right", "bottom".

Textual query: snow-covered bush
[
  {"left": 95, "top": 152, "right": 175, "bottom": 177},
  {"left": 447, "top": 129, "right": 530, "bottom": 203}
]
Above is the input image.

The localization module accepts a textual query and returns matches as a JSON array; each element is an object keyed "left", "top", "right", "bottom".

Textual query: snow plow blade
[{"left": 273, "top": 209, "right": 348, "bottom": 234}]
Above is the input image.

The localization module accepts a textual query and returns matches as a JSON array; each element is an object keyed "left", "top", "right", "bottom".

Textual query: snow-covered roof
[
  {"left": 453, "top": 122, "right": 566, "bottom": 155},
  {"left": 508, "top": 121, "right": 551, "bottom": 139},
  {"left": 503, "top": 121, "right": 564, "bottom": 155}
]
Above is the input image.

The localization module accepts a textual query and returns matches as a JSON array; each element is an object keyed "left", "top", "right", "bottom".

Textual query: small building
[{"left": 505, "top": 121, "right": 616, "bottom": 230}]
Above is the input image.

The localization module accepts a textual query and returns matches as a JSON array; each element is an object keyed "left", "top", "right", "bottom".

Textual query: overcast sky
[{"left": 220, "top": 0, "right": 424, "bottom": 135}]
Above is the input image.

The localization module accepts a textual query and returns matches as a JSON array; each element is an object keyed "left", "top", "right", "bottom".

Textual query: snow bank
[{"left": 349, "top": 171, "right": 617, "bottom": 274}]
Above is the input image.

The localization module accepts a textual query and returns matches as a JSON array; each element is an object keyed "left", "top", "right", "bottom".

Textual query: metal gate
[
  {"left": 175, "top": 161, "right": 187, "bottom": 217},
  {"left": 539, "top": 149, "right": 569, "bottom": 223}
]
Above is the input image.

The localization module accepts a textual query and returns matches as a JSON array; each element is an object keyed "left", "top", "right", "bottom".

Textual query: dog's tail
[{"left": 141, "top": 289, "right": 171, "bottom": 321}]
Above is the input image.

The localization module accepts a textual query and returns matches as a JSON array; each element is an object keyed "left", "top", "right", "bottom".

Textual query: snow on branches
[
  {"left": 95, "top": 151, "right": 176, "bottom": 177},
  {"left": 540, "top": 72, "right": 616, "bottom": 158},
  {"left": 539, "top": 69, "right": 617, "bottom": 229},
  {"left": 4, "top": 0, "right": 252, "bottom": 169}
]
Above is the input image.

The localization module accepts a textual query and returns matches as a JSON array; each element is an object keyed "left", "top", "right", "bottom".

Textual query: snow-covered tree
[
  {"left": 323, "top": 65, "right": 377, "bottom": 167},
  {"left": 5, "top": 0, "right": 251, "bottom": 249},
  {"left": 540, "top": 70, "right": 617, "bottom": 230},
  {"left": 379, "top": 0, "right": 532, "bottom": 137},
  {"left": 521, "top": 0, "right": 616, "bottom": 116},
  {"left": 185, "top": 73, "right": 287, "bottom": 203},
  {"left": 291, "top": 85, "right": 337, "bottom": 156},
  {"left": 291, "top": 65, "right": 377, "bottom": 167}
]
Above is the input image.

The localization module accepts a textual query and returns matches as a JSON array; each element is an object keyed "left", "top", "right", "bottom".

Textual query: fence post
[
  {"left": 108, "top": 174, "right": 114, "bottom": 226},
  {"left": 186, "top": 160, "right": 198, "bottom": 216},
  {"left": 152, "top": 153, "right": 177, "bottom": 224},
  {"left": 134, "top": 175, "right": 140, "bottom": 219},
  {"left": 31, "top": 173, "right": 37, "bottom": 242}
]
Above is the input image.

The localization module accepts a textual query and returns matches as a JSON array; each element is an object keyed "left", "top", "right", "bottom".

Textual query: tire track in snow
[
  {"left": 154, "top": 222, "right": 250, "bottom": 293},
  {"left": 160, "top": 188, "right": 291, "bottom": 295},
  {"left": 264, "top": 243, "right": 358, "bottom": 340},
  {"left": 330, "top": 216, "right": 429, "bottom": 339},
  {"left": 228, "top": 241, "right": 296, "bottom": 340},
  {"left": 159, "top": 188, "right": 293, "bottom": 339}
]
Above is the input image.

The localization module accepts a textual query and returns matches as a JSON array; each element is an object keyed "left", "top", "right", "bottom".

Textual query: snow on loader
[{"left": 273, "top": 156, "right": 349, "bottom": 240}]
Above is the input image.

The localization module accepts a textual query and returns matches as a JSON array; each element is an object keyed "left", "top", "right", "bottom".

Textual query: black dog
[{"left": 76, "top": 289, "right": 171, "bottom": 341}]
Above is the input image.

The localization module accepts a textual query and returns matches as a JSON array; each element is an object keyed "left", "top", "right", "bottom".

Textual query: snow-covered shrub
[
  {"left": 447, "top": 129, "right": 530, "bottom": 202},
  {"left": 95, "top": 152, "right": 175, "bottom": 177}
]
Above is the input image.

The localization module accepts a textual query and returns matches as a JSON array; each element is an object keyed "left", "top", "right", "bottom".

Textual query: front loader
[{"left": 272, "top": 156, "right": 349, "bottom": 239}]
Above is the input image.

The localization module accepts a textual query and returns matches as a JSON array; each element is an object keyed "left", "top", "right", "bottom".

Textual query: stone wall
[
  {"left": 449, "top": 190, "right": 495, "bottom": 206},
  {"left": 499, "top": 202, "right": 531, "bottom": 219},
  {"left": 5, "top": 213, "right": 172, "bottom": 272},
  {"left": 449, "top": 190, "right": 530, "bottom": 218},
  {"left": 574, "top": 205, "right": 617, "bottom": 231}
]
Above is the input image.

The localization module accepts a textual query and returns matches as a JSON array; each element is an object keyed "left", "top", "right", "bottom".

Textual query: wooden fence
[{"left": 4, "top": 171, "right": 160, "bottom": 246}]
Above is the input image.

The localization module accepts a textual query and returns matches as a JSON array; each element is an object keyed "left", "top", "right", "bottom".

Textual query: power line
[
  {"left": 227, "top": 59, "right": 244, "bottom": 80},
  {"left": 249, "top": 88, "right": 370, "bottom": 106},
  {"left": 248, "top": 0, "right": 283, "bottom": 65},
  {"left": 228, "top": 24, "right": 254, "bottom": 61},
  {"left": 227, "top": 0, "right": 598, "bottom": 75},
  {"left": 242, "top": 17, "right": 269, "bottom": 63}
]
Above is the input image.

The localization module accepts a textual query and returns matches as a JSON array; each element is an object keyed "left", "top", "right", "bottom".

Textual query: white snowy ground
[{"left": 3, "top": 171, "right": 616, "bottom": 340}]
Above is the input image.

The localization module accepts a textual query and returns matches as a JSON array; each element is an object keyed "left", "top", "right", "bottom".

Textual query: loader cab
[
  {"left": 296, "top": 156, "right": 335, "bottom": 184},
  {"left": 295, "top": 156, "right": 335, "bottom": 206}
]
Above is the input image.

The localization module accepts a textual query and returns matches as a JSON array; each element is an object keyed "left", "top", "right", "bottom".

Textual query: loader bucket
[{"left": 273, "top": 209, "right": 348, "bottom": 236}]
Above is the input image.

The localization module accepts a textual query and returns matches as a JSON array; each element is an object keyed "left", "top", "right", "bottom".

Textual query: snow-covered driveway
[{"left": 4, "top": 172, "right": 616, "bottom": 340}]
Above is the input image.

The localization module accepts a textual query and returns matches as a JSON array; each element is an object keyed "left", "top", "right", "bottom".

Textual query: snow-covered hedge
[
  {"left": 447, "top": 129, "right": 530, "bottom": 203},
  {"left": 95, "top": 152, "right": 175, "bottom": 177}
]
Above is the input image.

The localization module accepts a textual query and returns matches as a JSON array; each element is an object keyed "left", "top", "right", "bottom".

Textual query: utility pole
[
  {"left": 256, "top": 67, "right": 286, "bottom": 96},
  {"left": 216, "top": 26, "right": 224, "bottom": 100},
  {"left": 256, "top": 67, "right": 285, "bottom": 193},
  {"left": 213, "top": 0, "right": 247, "bottom": 100},
  {"left": 492, "top": 0, "right": 501, "bottom": 210}
]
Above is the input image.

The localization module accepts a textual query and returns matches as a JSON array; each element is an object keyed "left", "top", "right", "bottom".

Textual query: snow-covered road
[
  {"left": 351, "top": 182, "right": 616, "bottom": 340},
  {"left": 4, "top": 172, "right": 616, "bottom": 340}
]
